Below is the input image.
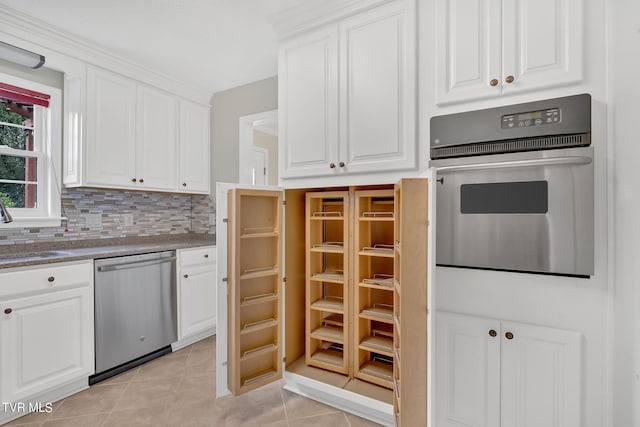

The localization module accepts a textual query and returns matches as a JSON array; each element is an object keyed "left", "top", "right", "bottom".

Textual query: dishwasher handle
[{"left": 96, "top": 256, "right": 177, "bottom": 272}]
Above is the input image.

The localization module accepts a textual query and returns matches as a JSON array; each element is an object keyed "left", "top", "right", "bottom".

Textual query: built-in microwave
[{"left": 430, "top": 94, "right": 593, "bottom": 277}]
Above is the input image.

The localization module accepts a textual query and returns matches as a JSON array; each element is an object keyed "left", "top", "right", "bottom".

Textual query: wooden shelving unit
[
  {"left": 306, "top": 191, "right": 350, "bottom": 374},
  {"left": 228, "top": 189, "right": 283, "bottom": 396},
  {"left": 353, "top": 190, "right": 396, "bottom": 389},
  {"left": 393, "top": 179, "right": 428, "bottom": 426}
]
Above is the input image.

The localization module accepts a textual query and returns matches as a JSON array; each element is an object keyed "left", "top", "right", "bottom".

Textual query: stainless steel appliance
[
  {"left": 92, "top": 251, "right": 177, "bottom": 383},
  {"left": 430, "top": 94, "right": 594, "bottom": 277}
]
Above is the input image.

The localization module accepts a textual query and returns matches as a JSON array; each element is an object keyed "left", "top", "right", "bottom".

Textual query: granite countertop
[{"left": 0, "top": 234, "right": 216, "bottom": 269}]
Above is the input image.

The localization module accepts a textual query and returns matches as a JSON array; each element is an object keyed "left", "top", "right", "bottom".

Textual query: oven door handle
[{"left": 435, "top": 155, "right": 592, "bottom": 173}]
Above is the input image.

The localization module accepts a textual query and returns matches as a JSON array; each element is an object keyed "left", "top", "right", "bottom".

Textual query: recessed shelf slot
[
  {"left": 360, "top": 244, "right": 394, "bottom": 257},
  {"left": 310, "top": 271, "right": 344, "bottom": 283},
  {"left": 360, "top": 304, "right": 394, "bottom": 322},
  {"left": 241, "top": 343, "right": 277, "bottom": 361},
  {"left": 311, "top": 297, "right": 344, "bottom": 313},
  {"left": 241, "top": 292, "right": 278, "bottom": 306},
  {"left": 241, "top": 369, "right": 278, "bottom": 387},
  {"left": 310, "top": 325, "right": 344, "bottom": 344},
  {"left": 309, "top": 348, "right": 344, "bottom": 367},
  {"left": 240, "top": 266, "right": 278, "bottom": 280},
  {"left": 360, "top": 335, "right": 394, "bottom": 357},
  {"left": 359, "top": 360, "right": 393, "bottom": 382},
  {"left": 361, "top": 274, "right": 394, "bottom": 289},
  {"left": 240, "top": 318, "right": 278, "bottom": 335}
]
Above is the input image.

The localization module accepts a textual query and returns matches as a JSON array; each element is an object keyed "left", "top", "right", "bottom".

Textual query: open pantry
[{"left": 219, "top": 179, "right": 428, "bottom": 426}]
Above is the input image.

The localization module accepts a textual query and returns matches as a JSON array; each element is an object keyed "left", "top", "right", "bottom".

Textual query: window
[{"left": 0, "top": 74, "right": 61, "bottom": 228}]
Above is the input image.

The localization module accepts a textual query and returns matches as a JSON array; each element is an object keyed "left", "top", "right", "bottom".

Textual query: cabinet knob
[
  {"left": 182, "top": 183, "right": 187, "bottom": 187},
  {"left": 184, "top": 274, "right": 189, "bottom": 279},
  {"left": 489, "top": 329, "right": 497, "bottom": 337},
  {"left": 329, "top": 163, "right": 336, "bottom": 169},
  {"left": 339, "top": 161, "right": 345, "bottom": 168},
  {"left": 505, "top": 75, "right": 515, "bottom": 84},
  {"left": 139, "top": 178, "right": 144, "bottom": 183},
  {"left": 131, "top": 178, "right": 137, "bottom": 183},
  {"left": 490, "top": 78, "right": 499, "bottom": 87},
  {"left": 4, "top": 308, "right": 12, "bottom": 315},
  {"left": 505, "top": 331, "right": 514, "bottom": 340},
  {"left": 47, "top": 276, "right": 55, "bottom": 283},
  {"left": 204, "top": 254, "right": 209, "bottom": 258}
]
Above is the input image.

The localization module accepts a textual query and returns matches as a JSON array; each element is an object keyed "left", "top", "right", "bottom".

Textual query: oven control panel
[{"left": 501, "top": 108, "right": 561, "bottom": 129}]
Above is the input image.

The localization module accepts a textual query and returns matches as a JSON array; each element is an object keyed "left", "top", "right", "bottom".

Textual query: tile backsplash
[{"left": 0, "top": 188, "right": 215, "bottom": 246}]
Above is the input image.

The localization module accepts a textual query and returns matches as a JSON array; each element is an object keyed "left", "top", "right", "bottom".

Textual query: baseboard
[
  {"left": 283, "top": 371, "right": 394, "bottom": 427},
  {"left": 171, "top": 326, "right": 216, "bottom": 351}
]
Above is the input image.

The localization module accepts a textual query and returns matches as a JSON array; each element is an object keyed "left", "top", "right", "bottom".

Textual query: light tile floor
[{"left": 5, "top": 337, "right": 382, "bottom": 427}]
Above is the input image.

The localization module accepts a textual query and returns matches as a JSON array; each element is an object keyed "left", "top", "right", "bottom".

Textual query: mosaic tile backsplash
[{"left": 0, "top": 188, "right": 215, "bottom": 246}]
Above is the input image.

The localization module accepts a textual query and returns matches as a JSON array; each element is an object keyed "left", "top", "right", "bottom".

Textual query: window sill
[{"left": 0, "top": 217, "right": 63, "bottom": 229}]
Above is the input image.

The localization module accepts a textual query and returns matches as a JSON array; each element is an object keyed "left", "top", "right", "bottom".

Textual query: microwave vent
[{"left": 431, "top": 133, "right": 591, "bottom": 159}]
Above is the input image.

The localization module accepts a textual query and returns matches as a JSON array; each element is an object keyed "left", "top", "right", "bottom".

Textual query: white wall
[
  {"left": 611, "top": 0, "right": 640, "bottom": 425},
  {"left": 211, "top": 76, "right": 277, "bottom": 187}
]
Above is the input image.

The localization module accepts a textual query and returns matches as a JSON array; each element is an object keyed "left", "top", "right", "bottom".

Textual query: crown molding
[
  {"left": 271, "top": 0, "right": 395, "bottom": 40},
  {"left": 0, "top": 5, "right": 211, "bottom": 105}
]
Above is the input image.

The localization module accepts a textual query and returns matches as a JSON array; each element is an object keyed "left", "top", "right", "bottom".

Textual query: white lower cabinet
[
  {"left": 177, "top": 246, "right": 217, "bottom": 344},
  {"left": 436, "top": 311, "right": 582, "bottom": 427},
  {"left": 0, "top": 261, "right": 94, "bottom": 424}
]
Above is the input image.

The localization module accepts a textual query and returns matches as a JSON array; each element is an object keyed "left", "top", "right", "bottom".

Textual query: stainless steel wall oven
[{"left": 430, "top": 94, "right": 594, "bottom": 277}]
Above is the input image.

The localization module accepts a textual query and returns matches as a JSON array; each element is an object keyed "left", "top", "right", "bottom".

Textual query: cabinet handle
[
  {"left": 490, "top": 79, "right": 499, "bottom": 87},
  {"left": 339, "top": 161, "right": 345, "bottom": 168},
  {"left": 131, "top": 178, "right": 137, "bottom": 183},
  {"left": 184, "top": 274, "right": 189, "bottom": 279},
  {"left": 329, "top": 163, "right": 336, "bottom": 169},
  {"left": 489, "top": 329, "right": 497, "bottom": 337},
  {"left": 505, "top": 75, "right": 515, "bottom": 84},
  {"left": 505, "top": 331, "right": 514, "bottom": 340},
  {"left": 47, "top": 276, "right": 55, "bottom": 283},
  {"left": 139, "top": 179, "right": 144, "bottom": 183},
  {"left": 182, "top": 183, "right": 187, "bottom": 187},
  {"left": 4, "top": 308, "right": 12, "bottom": 315}
]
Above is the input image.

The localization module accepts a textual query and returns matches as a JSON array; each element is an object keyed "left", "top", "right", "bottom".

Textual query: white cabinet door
[
  {"left": 179, "top": 100, "right": 210, "bottom": 194},
  {"left": 86, "top": 67, "right": 137, "bottom": 186},
  {"left": 179, "top": 267, "right": 216, "bottom": 339},
  {"left": 436, "top": 312, "right": 583, "bottom": 427},
  {"left": 339, "top": 0, "right": 416, "bottom": 173},
  {"left": 436, "top": 0, "right": 501, "bottom": 104},
  {"left": 136, "top": 86, "right": 177, "bottom": 191},
  {"left": 436, "top": 0, "right": 583, "bottom": 104},
  {"left": 500, "top": 321, "right": 582, "bottom": 427},
  {"left": 436, "top": 311, "right": 501, "bottom": 427},
  {"left": 279, "top": 26, "right": 339, "bottom": 178},
  {"left": 501, "top": 0, "right": 583, "bottom": 94},
  {"left": 0, "top": 287, "right": 93, "bottom": 402}
]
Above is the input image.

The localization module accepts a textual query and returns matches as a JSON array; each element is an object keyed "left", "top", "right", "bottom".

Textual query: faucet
[{"left": 0, "top": 199, "right": 13, "bottom": 223}]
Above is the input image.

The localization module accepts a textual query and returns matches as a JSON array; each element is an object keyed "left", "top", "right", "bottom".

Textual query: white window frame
[{"left": 0, "top": 73, "right": 62, "bottom": 228}]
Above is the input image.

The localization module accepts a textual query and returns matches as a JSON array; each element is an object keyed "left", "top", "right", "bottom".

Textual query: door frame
[{"left": 238, "top": 110, "right": 277, "bottom": 185}]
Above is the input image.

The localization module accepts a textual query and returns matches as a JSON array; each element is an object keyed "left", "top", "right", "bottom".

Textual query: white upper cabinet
[
  {"left": 86, "top": 67, "right": 137, "bottom": 187},
  {"left": 436, "top": 311, "right": 582, "bottom": 427},
  {"left": 179, "top": 101, "right": 211, "bottom": 194},
  {"left": 136, "top": 85, "right": 178, "bottom": 191},
  {"left": 437, "top": 0, "right": 583, "bottom": 104},
  {"left": 66, "top": 66, "right": 211, "bottom": 194},
  {"left": 278, "top": 0, "right": 417, "bottom": 179},
  {"left": 279, "top": 27, "right": 339, "bottom": 178}
]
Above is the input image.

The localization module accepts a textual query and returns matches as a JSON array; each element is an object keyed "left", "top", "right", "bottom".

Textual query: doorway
[{"left": 238, "top": 110, "right": 278, "bottom": 185}]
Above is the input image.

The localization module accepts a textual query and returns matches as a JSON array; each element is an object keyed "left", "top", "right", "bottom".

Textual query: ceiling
[{"left": 0, "top": 0, "right": 314, "bottom": 94}]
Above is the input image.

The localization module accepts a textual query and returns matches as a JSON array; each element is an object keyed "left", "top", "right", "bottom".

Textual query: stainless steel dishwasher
[{"left": 92, "top": 251, "right": 177, "bottom": 384}]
